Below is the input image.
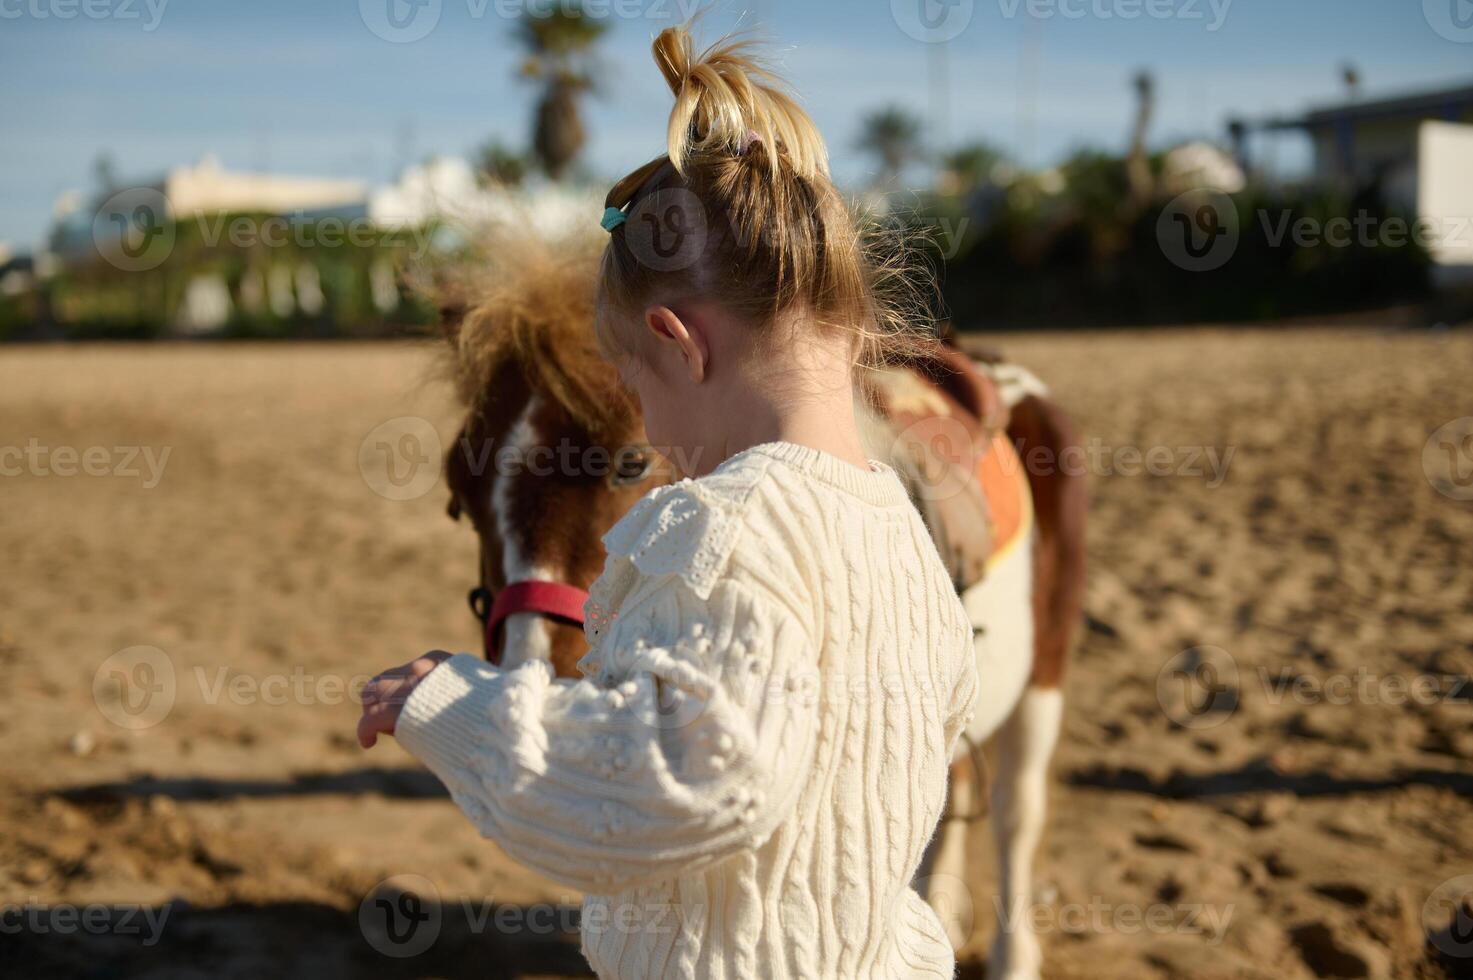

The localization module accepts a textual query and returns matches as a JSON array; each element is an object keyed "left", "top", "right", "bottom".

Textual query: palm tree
[
  {"left": 942, "top": 142, "right": 1009, "bottom": 193},
  {"left": 475, "top": 140, "right": 527, "bottom": 187},
  {"left": 516, "top": 4, "right": 608, "bottom": 181},
  {"left": 1125, "top": 69, "right": 1155, "bottom": 210},
  {"left": 857, "top": 107, "right": 924, "bottom": 188}
]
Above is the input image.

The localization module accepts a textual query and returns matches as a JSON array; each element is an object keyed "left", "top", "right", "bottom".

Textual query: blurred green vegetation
[
  {"left": 916, "top": 162, "right": 1434, "bottom": 328},
  {"left": 8, "top": 149, "right": 1442, "bottom": 341},
  {"left": 26, "top": 212, "right": 437, "bottom": 341}
]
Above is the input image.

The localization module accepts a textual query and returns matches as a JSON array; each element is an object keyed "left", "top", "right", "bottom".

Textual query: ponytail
[{"left": 599, "top": 24, "right": 934, "bottom": 370}]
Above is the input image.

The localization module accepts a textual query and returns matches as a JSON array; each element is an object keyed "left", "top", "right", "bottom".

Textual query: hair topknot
[
  {"left": 598, "top": 22, "right": 939, "bottom": 372},
  {"left": 651, "top": 25, "right": 828, "bottom": 180}
]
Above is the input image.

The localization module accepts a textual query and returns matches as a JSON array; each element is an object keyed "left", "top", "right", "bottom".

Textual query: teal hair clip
[{"left": 600, "top": 207, "right": 627, "bottom": 232}]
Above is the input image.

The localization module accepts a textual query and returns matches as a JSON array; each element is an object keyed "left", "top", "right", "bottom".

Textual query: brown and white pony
[{"left": 434, "top": 229, "right": 1085, "bottom": 980}]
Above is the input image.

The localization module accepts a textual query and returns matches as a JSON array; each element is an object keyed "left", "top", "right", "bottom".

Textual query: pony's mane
[{"left": 426, "top": 220, "right": 629, "bottom": 436}]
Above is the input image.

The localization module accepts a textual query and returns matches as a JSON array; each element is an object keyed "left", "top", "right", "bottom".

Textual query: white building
[
  {"left": 157, "top": 154, "right": 366, "bottom": 218},
  {"left": 367, "top": 156, "right": 599, "bottom": 239},
  {"left": 1249, "top": 81, "right": 1473, "bottom": 284}
]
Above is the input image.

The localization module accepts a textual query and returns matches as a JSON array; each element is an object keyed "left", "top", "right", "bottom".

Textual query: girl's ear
[{"left": 645, "top": 305, "right": 707, "bottom": 383}]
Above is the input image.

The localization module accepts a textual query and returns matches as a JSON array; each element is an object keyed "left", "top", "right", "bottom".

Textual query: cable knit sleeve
[
  {"left": 943, "top": 650, "right": 979, "bottom": 756},
  {"left": 394, "top": 574, "right": 819, "bottom": 895}
]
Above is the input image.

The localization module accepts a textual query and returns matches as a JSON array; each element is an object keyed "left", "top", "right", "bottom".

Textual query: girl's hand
[{"left": 357, "top": 651, "right": 453, "bottom": 749}]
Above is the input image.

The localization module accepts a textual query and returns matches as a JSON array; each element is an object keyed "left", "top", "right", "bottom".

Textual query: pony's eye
[{"left": 610, "top": 448, "right": 653, "bottom": 487}]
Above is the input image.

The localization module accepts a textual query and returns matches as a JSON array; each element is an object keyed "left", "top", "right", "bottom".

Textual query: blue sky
[{"left": 1, "top": 0, "right": 1470, "bottom": 246}]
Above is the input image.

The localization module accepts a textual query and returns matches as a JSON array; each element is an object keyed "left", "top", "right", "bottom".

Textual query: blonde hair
[{"left": 598, "top": 25, "right": 935, "bottom": 370}]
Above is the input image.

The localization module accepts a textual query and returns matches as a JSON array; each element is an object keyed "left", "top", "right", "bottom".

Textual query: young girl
[{"left": 358, "top": 25, "right": 977, "bottom": 979}]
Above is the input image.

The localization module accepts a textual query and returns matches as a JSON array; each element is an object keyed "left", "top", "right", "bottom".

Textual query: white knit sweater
[{"left": 398, "top": 441, "right": 978, "bottom": 979}]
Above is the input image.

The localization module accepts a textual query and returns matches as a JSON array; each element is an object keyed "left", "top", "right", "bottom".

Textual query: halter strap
[{"left": 483, "top": 580, "right": 590, "bottom": 664}]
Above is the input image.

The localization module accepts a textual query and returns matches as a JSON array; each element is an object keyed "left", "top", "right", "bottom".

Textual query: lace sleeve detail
[
  {"left": 598, "top": 461, "right": 766, "bottom": 600},
  {"left": 606, "top": 483, "right": 739, "bottom": 596}
]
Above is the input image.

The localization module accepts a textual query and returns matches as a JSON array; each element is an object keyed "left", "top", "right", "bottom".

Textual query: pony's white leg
[
  {"left": 917, "top": 578, "right": 1032, "bottom": 955},
  {"left": 987, "top": 684, "right": 1062, "bottom": 980},
  {"left": 917, "top": 756, "right": 976, "bottom": 949},
  {"left": 961, "top": 534, "right": 1035, "bottom": 743}
]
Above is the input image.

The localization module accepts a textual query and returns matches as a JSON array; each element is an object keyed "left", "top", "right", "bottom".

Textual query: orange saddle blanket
[{"left": 868, "top": 346, "right": 1032, "bottom": 590}]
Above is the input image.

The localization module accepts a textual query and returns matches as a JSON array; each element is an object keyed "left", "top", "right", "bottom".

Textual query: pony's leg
[
  {"left": 987, "top": 683, "right": 1062, "bottom": 980},
  {"left": 916, "top": 755, "right": 976, "bottom": 949},
  {"left": 988, "top": 388, "right": 1083, "bottom": 980}
]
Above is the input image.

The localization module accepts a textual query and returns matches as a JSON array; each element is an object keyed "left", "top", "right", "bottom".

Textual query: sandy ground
[{"left": 1, "top": 329, "right": 1470, "bottom": 979}]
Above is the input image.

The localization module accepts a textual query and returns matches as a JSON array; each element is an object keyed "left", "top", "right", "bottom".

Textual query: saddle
[{"left": 864, "top": 342, "right": 1028, "bottom": 591}]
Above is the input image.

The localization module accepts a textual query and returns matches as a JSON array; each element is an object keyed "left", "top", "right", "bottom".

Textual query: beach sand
[{"left": 2, "top": 328, "right": 1469, "bottom": 978}]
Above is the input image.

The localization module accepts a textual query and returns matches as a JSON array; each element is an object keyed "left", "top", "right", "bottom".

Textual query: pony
[{"left": 431, "top": 220, "right": 1086, "bottom": 980}]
